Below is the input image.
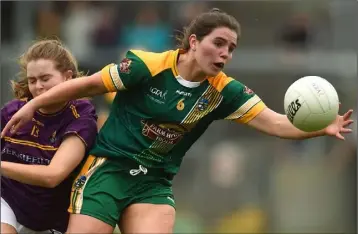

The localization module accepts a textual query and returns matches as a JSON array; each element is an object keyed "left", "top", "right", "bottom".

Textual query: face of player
[
  {"left": 193, "top": 27, "right": 237, "bottom": 76},
  {"left": 27, "top": 59, "right": 72, "bottom": 98}
]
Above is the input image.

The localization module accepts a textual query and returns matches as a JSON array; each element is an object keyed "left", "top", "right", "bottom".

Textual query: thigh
[
  {"left": 1, "top": 197, "right": 18, "bottom": 233},
  {"left": 1, "top": 223, "right": 17, "bottom": 234},
  {"left": 119, "top": 203, "right": 176, "bottom": 234},
  {"left": 66, "top": 214, "right": 114, "bottom": 234},
  {"left": 68, "top": 155, "right": 127, "bottom": 228}
]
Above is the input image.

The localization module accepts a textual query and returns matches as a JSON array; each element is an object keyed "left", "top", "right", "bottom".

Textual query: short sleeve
[
  {"left": 61, "top": 102, "right": 98, "bottom": 151},
  {"left": 1, "top": 100, "right": 25, "bottom": 150},
  {"left": 1, "top": 99, "right": 25, "bottom": 132},
  {"left": 101, "top": 50, "right": 151, "bottom": 92},
  {"left": 220, "top": 79, "right": 266, "bottom": 124}
]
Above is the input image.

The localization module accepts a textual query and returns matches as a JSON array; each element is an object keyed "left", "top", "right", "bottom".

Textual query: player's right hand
[{"left": 1, "top": 102, "right": 37, "bottom": 138}]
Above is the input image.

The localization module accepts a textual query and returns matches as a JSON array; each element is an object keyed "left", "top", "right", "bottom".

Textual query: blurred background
[{"left": 1, "top": 0, "right": 357, "bottom": 233}]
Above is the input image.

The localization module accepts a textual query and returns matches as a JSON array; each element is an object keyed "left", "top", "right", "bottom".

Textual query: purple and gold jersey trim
[
  {"left": 64, "top": 131, "right": 88, "bottom": 147},
  {"left": 3, "top": 136, "right": 58, "bottom": 151}
]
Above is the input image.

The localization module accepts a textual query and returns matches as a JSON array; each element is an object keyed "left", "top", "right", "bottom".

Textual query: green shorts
[{"left": 68, "top": 155, "right": 175, "bottom": 227}]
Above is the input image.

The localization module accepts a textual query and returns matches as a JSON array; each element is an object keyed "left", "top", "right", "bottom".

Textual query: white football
[{"left": 284, "top": 76, "right": 339, "bottom": 132}]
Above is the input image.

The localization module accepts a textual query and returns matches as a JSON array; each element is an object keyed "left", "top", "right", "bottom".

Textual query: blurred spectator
[
  {"left": 61, "top": 1, "right": 99, "bottom": 61},
  {"left": 278, "top": 14, "right": 313, "bottom": 50},
  {"left": 174, "top": 211, "right": 205, "bottom": 233},
  {"left": 92, "top": 5, "right": 121, "bottom": 48},
  {"left": 119, "top": 4, "right": 172, "bottom": 52},
  {"left": 35, "top": 2, "right": 61, "bottom": 38},
  {"left": 214, "top": 206, "right": 267, "bottom": 233},
  {"left": 171, "top": 2, "right": 209, "bottom": 47},
  {"left": 1, "top": 1, "right": 15, "bottom": 43}
]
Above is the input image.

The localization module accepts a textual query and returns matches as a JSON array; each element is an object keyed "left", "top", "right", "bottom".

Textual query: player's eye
[
  {"left": 41, "top": 75, "right": 51, "bottom": 82},
  {"left": 28, "top": 79, "right": 36, "bottom": 84},
  {"left": 214, "top": 41, "right": 224, "bottom": 47}
]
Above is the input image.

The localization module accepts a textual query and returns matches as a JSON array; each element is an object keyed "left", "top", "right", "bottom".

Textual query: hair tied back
[{"left": 210, "top": 8, "right": 223, "bottom": 13}]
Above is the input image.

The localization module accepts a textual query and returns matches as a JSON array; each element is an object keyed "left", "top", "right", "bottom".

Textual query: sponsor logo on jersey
[
  {"left": 150, "top": 87, "right": 167, "bottom": 100},
  {"left": 141, "top": 120, "right": 186, "bottom": 145},
  {"left": 147, "top": 87, "right": 168, "bottom": 104},
  {"left": 244, "top": 86, "right": 254, "bottom": 95},
  {"left": 197, "top": 97, "right": 209, "bottom": 111},
  {"left": 74, "top": 175, "right": 87, "bottom": 189},
  {"left": 175, "top": 90, "right": 192, "bottom": 97},
  {"left": 119, "top": 58, "right": 132, "bottom": 74},
  {"left": 1, "top": 147, "right": 51, "bottom": 165},
  {"left": 129, "top": 165, "right": 148, "bottom": 176},
  {"left": 286, "top": 99, "right": 302, "bottom": 123}
]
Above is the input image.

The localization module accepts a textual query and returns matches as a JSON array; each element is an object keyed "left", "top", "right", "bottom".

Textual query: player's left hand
[{"left": 324, "top": 107, "right": 354, "bottom": 140}]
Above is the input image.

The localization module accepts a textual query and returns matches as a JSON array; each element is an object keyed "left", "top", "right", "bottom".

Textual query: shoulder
[
  {"left": 68, "top": 99, "right": 97, "bottom": 117},
  {"left": 207, "top": 72, "right": 247, "bottom": 96},
  {"left": 127, "top": 49, "right": 179, "bottom": 77},
  {"left": 1, "top": 99, "right": 27, "bottom": 116}
]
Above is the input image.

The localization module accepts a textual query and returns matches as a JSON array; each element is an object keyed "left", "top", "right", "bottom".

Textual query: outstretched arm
[
  {"left": 1, "top": 135, "right": 86, "bottom": 188},
  {"left": 1, "top": 72, "right": 106, "bottom": 137},
  {"left": 2, "top": 51, "right": 149, "bottom": 137},
  {"left": 247, "top": 107, "right": 353, "bottom": 140},
  {"left": 32, "top": 72, "right": 106, "bottom": 110}
]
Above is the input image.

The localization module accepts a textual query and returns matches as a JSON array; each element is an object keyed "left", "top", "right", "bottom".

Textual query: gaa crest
[
  {"left": 197, "top": 97, "right": 209, "bottom": 111},
  {"left": 119, "top": 58, "right": 132, "bottom": 74},
  {"left": 74, "top": 175, "right": 87, "bottom": 189}
]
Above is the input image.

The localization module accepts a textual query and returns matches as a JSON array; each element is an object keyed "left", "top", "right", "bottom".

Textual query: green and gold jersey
[{"left": 90, "top": 49, "right": 266, "bottom": 174}]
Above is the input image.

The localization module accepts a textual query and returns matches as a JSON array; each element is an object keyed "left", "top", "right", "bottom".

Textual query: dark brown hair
[
  {"left": 177, "top": 8, "right": 241, "bottom": 50},
  {"left": 11, "top": 39, "right": 83, "bottom": 99}
]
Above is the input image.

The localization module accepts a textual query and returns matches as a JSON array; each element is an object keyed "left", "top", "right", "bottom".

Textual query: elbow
[{"left": 43, "top": 174, "right": 64, "bottom": 188}]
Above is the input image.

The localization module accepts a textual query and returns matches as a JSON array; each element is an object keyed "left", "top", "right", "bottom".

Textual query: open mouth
[{"left": 213, "top": 62, "right": 224, "bottom": 70}]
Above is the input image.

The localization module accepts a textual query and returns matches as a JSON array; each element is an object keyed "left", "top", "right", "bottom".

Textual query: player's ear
[
  {"left": 63, "top": 70, "right": 73, "bottom": 81},
  {"left": 189, "top": 34, "right": 198, "bottom": 51}
]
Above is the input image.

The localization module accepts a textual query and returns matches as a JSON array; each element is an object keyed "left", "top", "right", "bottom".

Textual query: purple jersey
[{"left": 1, "top": 99, "right": 97, "bottom": 232}]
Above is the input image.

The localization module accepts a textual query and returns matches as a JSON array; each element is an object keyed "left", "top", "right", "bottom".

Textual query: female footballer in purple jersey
[
  {"left": 0, "top": 40, "right": 98, "bottom": 234},
  {"left": 1, "top": 9, "right": 354, "bottom": 234}
]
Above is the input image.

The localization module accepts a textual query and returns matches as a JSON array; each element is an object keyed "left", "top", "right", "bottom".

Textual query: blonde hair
[{"left": 11, "top": 39, "right": 83, "bottom": 99}]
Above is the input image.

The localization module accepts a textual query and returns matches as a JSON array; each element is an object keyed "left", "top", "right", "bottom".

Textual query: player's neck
[
  {"left": 38, "top": 102, "right": 68, "bottom": 115},
  {"left": 177, "top": 53, "right": 207, "bottom": 83}
]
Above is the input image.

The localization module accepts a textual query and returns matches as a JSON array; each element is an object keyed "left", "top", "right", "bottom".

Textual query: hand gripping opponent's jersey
[{"left": 91, "top": 49, "right": 266, "bottom": 174}]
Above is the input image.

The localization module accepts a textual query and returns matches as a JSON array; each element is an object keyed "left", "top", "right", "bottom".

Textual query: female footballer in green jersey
[{"left": 2, "top": 8, "right": 353, "bottom": 234}]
